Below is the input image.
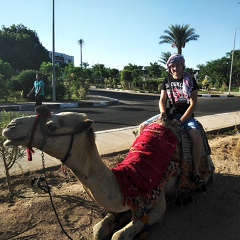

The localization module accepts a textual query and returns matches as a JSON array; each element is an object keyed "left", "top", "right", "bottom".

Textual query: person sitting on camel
[{"left": 139, "top": 54, "right": 205, "bottom": 189}]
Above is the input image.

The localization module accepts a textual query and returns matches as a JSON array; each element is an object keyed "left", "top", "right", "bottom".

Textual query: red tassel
[{"left": 27, "top": 147, "right": 34, "bottom": 161}]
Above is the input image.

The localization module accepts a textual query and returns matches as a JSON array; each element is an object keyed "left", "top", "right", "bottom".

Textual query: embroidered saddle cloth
[
  {"left": 112, "top": 121, "right": 212, "bottom": 207},
  {"left": 112, "top": 123, "right": 179, "bottom": 206}
]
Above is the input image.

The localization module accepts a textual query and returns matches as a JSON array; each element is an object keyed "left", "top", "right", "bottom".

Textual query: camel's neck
[{"left": 63, "top": 137, "right": 129, "bottom": 212}]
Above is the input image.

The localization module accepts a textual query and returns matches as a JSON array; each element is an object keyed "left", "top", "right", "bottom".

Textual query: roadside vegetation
[
  {"left": 0, "top": 111, "right": 26, "bottom": 198},
  {"left": 0, "top": 23, "right": 239, "bottom": 103}
]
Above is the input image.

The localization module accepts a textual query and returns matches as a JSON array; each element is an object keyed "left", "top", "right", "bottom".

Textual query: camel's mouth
[
  {"left": 3, "top": 139, "right": 14, "bottom": 146},
  {"left": 3, "top": 136, "right": 28, "bottom": 147},
  {"left": 2, "top": 128, "right": 29, "bottom": 147}
]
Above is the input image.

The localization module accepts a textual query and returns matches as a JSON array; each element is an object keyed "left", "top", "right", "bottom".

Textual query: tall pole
[
  {"left": 52, "top": 0, "right": 56, "bottom": 101},
  {"left": 229, "top": 27, "right": 240, "bottom": 95}
]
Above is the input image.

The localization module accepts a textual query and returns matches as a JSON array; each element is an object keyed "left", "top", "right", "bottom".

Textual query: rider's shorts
[{"left": 175, "top": 114, "right": 200, "bottom": 131}]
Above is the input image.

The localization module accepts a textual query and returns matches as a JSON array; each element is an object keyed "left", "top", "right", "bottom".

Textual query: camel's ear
[{"left": 78, "top": 119, "right": 94, "bottom": 132}]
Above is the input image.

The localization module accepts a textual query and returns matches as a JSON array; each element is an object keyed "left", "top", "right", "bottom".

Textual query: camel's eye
[{"left": 46, "top": 122, "right": 58, "bottom": 132}]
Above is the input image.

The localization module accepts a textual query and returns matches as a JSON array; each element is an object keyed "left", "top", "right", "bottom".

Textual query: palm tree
[
  {"left": 159, "top": 24, "right": 199, "bottom": 54},
  {"left": 158, "top": 51, "right": 172, "bottom": 66},
  {"left": 78, "top": 39, "right": 84, "bottom": 67}
]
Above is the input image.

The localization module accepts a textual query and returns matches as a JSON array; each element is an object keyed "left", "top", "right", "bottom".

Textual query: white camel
[{"left": 2, "top": 108, "right": 214, "bottom": 240}]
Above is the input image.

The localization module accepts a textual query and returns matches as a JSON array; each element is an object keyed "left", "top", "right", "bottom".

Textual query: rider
[{"left": 139, "top": 54, "right": 205, "bottom": 188}]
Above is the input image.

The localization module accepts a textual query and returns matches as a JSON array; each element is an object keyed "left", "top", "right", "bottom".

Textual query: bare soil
[{"left": 0, "top": 134, "right": 240, "bottom": 240}]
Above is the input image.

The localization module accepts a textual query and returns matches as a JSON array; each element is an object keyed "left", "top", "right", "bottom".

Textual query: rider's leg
[
  {"left": 175, "top": 115, "right": 204, "bottom": 181},
  {"left": 188, "top": 128, "right": 202, "bottom": 177},
  {"left": 138, "top": 114, "right": 160, "bottom": 134}
]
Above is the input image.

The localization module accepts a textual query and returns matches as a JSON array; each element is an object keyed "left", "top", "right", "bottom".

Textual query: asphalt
[{"left": 0, "top": 92, "right": 240, "bottom": 179}]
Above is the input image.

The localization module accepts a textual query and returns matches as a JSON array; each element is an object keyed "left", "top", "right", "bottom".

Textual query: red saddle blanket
[{"left": 112, "top": 123, "right": 179, "bottom": 205}]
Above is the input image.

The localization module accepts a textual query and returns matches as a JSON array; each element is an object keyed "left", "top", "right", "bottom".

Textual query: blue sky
[{"left": 1, "top": 0, "right": 240, "bottom": 70}]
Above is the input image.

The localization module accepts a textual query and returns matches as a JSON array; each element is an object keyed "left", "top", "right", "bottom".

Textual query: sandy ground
[{"left": 0, "top": 134, "right": 239, "bottom": 240}]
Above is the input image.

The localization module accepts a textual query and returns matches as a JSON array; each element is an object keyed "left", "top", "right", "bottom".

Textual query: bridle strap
[
  {"left": 27, "top": 114, "right": 41, "bottom": 161},
  {"left": 61, "top": 134, "right": 75, "bottom": 164},
  {"left": 27, "top": 112, "right": 51, "bottom": 161},
  {"left": 26, "top": 108, "right": 83, "bottom": 164}
]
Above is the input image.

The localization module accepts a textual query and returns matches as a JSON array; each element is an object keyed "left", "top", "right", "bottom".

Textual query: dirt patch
[{"left": 0, "top": 134, "right": 240, "bottom": 240}]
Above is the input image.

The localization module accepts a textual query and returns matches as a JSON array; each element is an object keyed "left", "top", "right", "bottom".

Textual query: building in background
[{"left": 49, "top": 51, "right": 74, "bottom": 68}]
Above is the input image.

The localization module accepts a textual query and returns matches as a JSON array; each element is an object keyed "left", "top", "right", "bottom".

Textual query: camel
[{"left": 2, "top": 106, "right": 214, "bottom": 240}]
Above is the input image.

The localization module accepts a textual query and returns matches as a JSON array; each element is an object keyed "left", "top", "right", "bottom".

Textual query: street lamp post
[
  {"left": 52, "top": 0, "right": 56, "bottom": 101},
  {"left": 229, "top": 27, "right": 240, "bottom": 95}
]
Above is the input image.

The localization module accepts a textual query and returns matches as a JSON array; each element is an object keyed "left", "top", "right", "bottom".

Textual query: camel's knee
[
  {"left": 92, "top": 213, "right": 116, "bottom": 240},
  {"left": 111, "top": 221, "right": 142, "bottom": 240},
  {"left": 93, "top": 211, "right": 132, "bottom": 240},
  {"left": 111, "top": 193, "right": 167, "bottom": 240}
]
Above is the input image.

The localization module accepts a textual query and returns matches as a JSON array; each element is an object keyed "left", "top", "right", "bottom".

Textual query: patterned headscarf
[{"left": 166, "top": 54, "right": 185, "bottom": 70}]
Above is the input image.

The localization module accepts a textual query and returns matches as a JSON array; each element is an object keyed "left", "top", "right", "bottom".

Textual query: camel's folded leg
[
  {"left": 111, "top": 190, "right": 166, "bottom": 240},
  {"left": 93, "top": 211, "right": 132, "bottom": 240}
]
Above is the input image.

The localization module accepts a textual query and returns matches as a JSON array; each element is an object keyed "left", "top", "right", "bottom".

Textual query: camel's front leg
[
  {"left": 111, "top": 190, "right": 166, "bottom": 240},
  {"left": 93, "top": 211, "right": 132, "bottom": 240}
]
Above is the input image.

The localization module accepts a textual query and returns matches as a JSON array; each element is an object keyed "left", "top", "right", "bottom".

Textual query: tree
[
  {"left": 39, "top": 62, "right": 65, "bottom": 100},
  {"left": 0, "top": 59, "right": 14, "bottom": 101},
  {"left": 62, "top": 63, "right": 91, "bottom": 99},
  {"left": 159, "top": 24, "right": 199, "bottom": 54},
  {"left": 145, "top": 62, "right": 162, "bottom": 79},
  {"left": 0, "top": 24, "right": 50, "bottom": 71},
  {"left": 198, "top": 57, "right": 230, "bottom": 89},
  {"left": 121, "top": 70, "right": 133, "bottom": 89},
  {"left": 82, "top": 62, "right": 89, "bottom": 69},
  {"left": 159, "top": 51, "right": 172, "bottom": 66},
  {"left": 0, "top": 111, "right": 26, "bottom": 198},
  {"left": 91, "top": 64, "right": 110, "bottom": 87},
  {"left": 11, "top": 69, "right": 36, "bottom": 98},
  {"left": 78, "top": 39, "right": 85, "bottom": 67}
]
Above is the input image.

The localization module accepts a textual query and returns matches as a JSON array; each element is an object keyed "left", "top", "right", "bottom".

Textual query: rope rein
[
  {"left": 39, "top": 151, "right": 74, "bottom": 240},
  {"left": 27, "top": 106, "right": 75, "bottom": 240}
]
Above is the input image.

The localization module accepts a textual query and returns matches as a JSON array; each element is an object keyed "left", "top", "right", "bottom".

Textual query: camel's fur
[{"left": 2, "top": 111, "right": 213, "bottom": 240}]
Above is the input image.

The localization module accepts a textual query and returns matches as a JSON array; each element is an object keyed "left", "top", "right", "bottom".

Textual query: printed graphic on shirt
[{"left": 169, "top": 79, "right": 192, "bottom": 104}]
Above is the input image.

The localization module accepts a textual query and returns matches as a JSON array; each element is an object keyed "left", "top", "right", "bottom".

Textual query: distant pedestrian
[{"left": 27, "top": 73, "right": 45, "bottom": 107}]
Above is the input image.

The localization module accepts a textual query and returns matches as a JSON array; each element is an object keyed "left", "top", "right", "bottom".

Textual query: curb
[
  {"left": 198, "top": 94, "right": 236, "bottom": 98},
  {"left": 0, "top": 98, "right": 119, "bottom": 112}
]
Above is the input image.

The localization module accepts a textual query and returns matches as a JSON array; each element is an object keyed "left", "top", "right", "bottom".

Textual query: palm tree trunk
[{"left": 80, "top": 45, "right": 83, "bottom": 67}]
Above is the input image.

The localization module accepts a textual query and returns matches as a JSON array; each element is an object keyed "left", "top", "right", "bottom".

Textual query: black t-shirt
[{"left": 161, "top": 73, "right": 199, "bottom": 114}]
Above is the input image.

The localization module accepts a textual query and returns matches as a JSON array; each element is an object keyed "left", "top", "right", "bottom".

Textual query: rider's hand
[
  {"left": 159, "top": 112, "right": 167, "bottom": 120},
  {"left": 138, "top": 122, "right": 147, "bottom": 135},
  {"left": 171, "top": 119, "right": 182, "bottom": 126}
]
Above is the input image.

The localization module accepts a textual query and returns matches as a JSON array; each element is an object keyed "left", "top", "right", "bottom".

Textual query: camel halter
[
  {"left": 27, "top": 111, "right": 51, "bottom": 161},
  {"left": 27, "top": 105, "right": 83, "bottom": 164}
]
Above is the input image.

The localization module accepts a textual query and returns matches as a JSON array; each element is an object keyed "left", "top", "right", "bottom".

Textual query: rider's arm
[
  {"left": 180, "top": 89, "right": 198, "bottom": 123},
  {"left": 159, "top": 89, "right": 167, "bottom": 118}
]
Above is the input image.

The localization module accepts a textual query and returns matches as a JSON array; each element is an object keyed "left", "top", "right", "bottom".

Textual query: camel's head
[{"left": 2, "top": 107, "right": 94, "bottom": 150}]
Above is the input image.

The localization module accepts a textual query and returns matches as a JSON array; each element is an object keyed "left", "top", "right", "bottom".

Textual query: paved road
[
  {"left": 1, "top": 89, "right": 240, "bottom": 132},
  {"left": 65, "top": 89, "right": 240, "bottom": 131}
]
